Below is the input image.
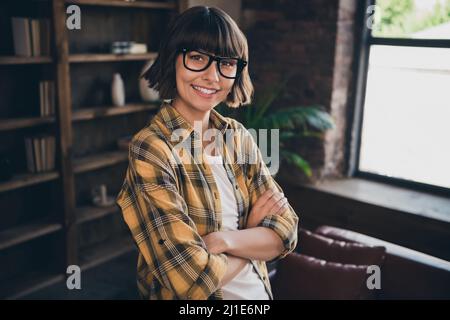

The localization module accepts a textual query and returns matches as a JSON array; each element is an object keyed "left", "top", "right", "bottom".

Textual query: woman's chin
[{"left": 191, "top": 98, "right": 218, "bottom": 111}]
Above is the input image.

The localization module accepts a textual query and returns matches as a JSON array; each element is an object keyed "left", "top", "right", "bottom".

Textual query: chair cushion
[
  {"left": 297, "top": 228, "right": 386, "bottom": 266},
  {"left": 272, "top": 253, "right": 376, "bottom": 300}
]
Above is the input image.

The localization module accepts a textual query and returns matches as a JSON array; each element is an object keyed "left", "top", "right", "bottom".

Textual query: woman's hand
[
  {"left": 246, "top": 189, "right": 288, "bottom": 229},
  {"left": 202, "top": 231, "right": 229, "bottom": 254}
]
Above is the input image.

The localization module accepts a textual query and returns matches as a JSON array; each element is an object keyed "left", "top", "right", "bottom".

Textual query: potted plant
[{"left": 216, "top": 74, "right": 334, "bottom": 178}]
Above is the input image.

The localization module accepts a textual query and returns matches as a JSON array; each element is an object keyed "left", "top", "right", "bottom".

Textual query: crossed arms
[
  {"left": 117, "top": 132, "right": 298, "bottom": 299},
  {"left": 203, "top": 189, "right": 289, "bottom": 287}
]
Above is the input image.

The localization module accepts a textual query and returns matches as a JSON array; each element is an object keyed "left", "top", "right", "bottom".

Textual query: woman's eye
[
  {"left": 221, "top": 60, "right": 237, "bottom": 68},
  {"left": 190, "top": 55, "right": 203, "bottom": 61}
]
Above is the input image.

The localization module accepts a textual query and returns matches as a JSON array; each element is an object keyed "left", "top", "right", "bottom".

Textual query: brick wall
[{"left": 241, "top": 0, "right": 362, "bottom": 183}]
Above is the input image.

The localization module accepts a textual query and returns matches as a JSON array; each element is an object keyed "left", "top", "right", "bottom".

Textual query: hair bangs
[{"left": 176, "top": 9, "right": 245, "bottom": 59}]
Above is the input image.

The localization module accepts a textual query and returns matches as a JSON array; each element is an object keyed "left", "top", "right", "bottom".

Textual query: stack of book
[
  {"left": 39, "top": 80, "right": 55, "bottom": 116},
  {"left": 11, "top": 17, "right": 51, "bottom": 56},
  {"left": 24, "top": 135, "right": 56, "bottom": 173}
]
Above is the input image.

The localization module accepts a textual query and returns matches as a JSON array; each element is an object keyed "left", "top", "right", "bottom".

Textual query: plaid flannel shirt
[{"left": 116, "top": 101, "right": 299, "bottom": 300}]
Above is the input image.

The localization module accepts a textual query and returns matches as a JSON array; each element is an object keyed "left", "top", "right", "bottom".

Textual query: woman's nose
[{"left": 202, "top": 61, "right": 221, "bottom": 82}]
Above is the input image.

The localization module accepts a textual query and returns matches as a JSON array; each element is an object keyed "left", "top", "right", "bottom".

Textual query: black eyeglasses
[{"left": 180, "top": 48, "right": 247, "bottom": 79}]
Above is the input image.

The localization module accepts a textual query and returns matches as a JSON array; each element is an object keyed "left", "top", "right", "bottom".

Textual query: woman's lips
[{"left": 191, "top": 85, "right": 218, "bottom": 99}]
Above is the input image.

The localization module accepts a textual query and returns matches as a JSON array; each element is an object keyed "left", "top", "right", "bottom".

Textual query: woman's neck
[{"left": 171, "top": 98, "right": 211, "bottom": 133}]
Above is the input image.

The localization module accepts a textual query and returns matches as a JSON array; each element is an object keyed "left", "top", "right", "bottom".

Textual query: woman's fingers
[
  {"left": 272, "top": 197, "right": 289, "bottom": 215},
  {"left": 247, "top": 189, "right": 288, "bottom": 228},
  {"left": 253, "top": 189, "right": 275, "bottom": 209},
  {"left": 263, "top": 192, "right": 285, "bottom": 215},
  {"left": 257, "top": 191, "right": 284, "bottom": 217}
]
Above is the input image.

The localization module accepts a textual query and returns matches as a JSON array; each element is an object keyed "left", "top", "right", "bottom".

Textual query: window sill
[{"left": 283, "top": 177, "right": 450, "bottom": 225}]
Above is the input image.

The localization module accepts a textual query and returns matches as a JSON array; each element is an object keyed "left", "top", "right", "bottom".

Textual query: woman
[{"left": 116, "top": 6, "right": 298, "bottom": 300}]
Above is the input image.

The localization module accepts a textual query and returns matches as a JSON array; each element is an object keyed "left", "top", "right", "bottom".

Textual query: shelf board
[
  {"left": 0, "top": 56, "right": 52, "bottom": 65},
  {"left": 0, "top": 116, "right": 55, "bottom": 131},
  {"left": 79, "top": 236, "right": 135, "bottom": 271},
  {"left": 69, "top": 52, "right": 158, "bottom": 63},
  {"left": 66, "top": 0, "right": 177, "bottom": 9},
  {"left": 72, "top": 103, "right": 159, "bottom": 121},
  {"left": 0, "top": 221, "right": 63, "bottom": 251},
  {"left": 73, "top": 150, "right": 128, "bottom": 174},
  {"left": 0, "top": 172, "right": 59, "bottom": 194},
  {"left": 76, "top": 204, "right": 120, "bottom": 225},
  {"left": 1, "top": 271, "right": 65, "bottom": 300}
]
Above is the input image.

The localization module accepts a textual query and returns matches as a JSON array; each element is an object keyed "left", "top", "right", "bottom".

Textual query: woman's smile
[{"left": 191, "top": 84, "right": 220, "bottom": 99}]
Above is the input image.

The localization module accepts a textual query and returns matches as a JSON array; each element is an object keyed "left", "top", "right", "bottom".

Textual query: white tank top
[{"left": 203, "top": 152, "right": 269, "bottom": 300}]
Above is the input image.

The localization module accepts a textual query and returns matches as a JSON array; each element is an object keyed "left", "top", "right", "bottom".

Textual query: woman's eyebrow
[
  {"left": 195, "top": 48, "right": 241, "bottom": 60},
  {"left": 200, "top": 49, "right": 239, "bottom": 58}
]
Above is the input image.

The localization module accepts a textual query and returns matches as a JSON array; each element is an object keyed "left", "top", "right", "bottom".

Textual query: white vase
[
  {"left": 111, "top": 73, "right": 125, "bottom": 106},
  {"left": 139, "top": 60, "right": 160, "bottom": 102}
]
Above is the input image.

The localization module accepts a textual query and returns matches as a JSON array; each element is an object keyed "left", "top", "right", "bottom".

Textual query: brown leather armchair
[{"left": 270, "top": 225, "right": 450, "bottom": 299}]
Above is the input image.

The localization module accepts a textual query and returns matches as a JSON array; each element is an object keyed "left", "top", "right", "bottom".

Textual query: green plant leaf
[{"left": 281, "top": 150, "right": 312, "bottom": 177}]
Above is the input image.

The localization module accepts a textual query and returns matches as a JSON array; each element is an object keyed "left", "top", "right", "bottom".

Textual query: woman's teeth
[{"left": 192, "top": 85, "right": 217, "bottom": 95}]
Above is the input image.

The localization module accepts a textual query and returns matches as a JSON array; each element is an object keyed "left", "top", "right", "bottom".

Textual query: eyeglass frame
[{"left": 180, "top": 48, "right": 248, "bottom": 79}]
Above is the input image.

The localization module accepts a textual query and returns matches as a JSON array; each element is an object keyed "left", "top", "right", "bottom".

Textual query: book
[
  {"left": 30, "top": 19, "right": 41, "bottom": 56},
  {"left": 45, "top": 136, "right": 55, "bottom": 171},
  {"left": 129, "top": 43, "right": 148, "bottom": 54},
  {"left": 39, "top": 81, "right": 45, "bottom": 116},
  {"left": 44, "top": 81, "right": 49, "bottom": 116},
  {"left": 49, "top": 81, "right": 55, "bottom": 115},
  {"left": 24, "top": 138, "right": 35, "bottom": 173},
  {"left": 49, "top": 136, "right": 55, "bottom": 170},
  {"left": 11, "top": 17, "right": 32, "bottom": 56},
  {"left": 11, "top": 17, "right": 50, "bottom": 57},
  {"left": 40, "top": 137, "right": 46, "bottom": 171},
  {"left": 39, "top": 81, "right": 55, "bottom": 116},
  {"left": 33, "top": 138, "right": 42, "bottom": 172}
]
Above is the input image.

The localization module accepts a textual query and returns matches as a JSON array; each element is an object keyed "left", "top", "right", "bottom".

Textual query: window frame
[{"left": 349, "top": 0, "right": 450, "bottom": 196}]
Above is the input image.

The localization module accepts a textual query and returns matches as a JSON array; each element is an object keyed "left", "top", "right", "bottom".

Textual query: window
[{"left": 353, "top": 0, "right": 450, "bottom": 192}]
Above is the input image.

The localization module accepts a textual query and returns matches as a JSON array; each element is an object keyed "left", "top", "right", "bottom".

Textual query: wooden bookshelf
[
  {"left": 72, "top": 103, "right": 159, "bottom": 121},
  {"left": 73, "top": 150, "right": 128, "bottom": 174},
  {"left": 1, "top": 272, "right": 65, "bottom": 300},
  {"left": 0, "top": 117, "right": 55, "bottom": 131},
  {"left": 0, "top": 221, "right": 62, "bottom": 251},
  {"left": 0, "top": 56, "right": 53, "bottom": 65},
  {"left": 66, "top": 0, "right": 177, "bottom": 10},
  {"left": 69, "top": 53, "right": 158, "bottom": 63},
  {"left": 79, "top": 236, "right": 135, "bottom": 271},
  {"left": 0, "top": 172, "right": 59, "bottom": 193},
  {"left": 76, "top": 205, "right": 119, "bottom": 225},
  {"left": 0, "top": 0, "right": 178, "bottom": 298}
]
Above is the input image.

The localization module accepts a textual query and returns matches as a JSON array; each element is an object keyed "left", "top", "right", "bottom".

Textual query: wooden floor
[{"left": 21, "top": 250, "right": 140, "bottom": 300}]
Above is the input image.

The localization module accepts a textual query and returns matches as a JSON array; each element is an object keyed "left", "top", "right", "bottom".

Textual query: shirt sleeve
[
  {"left": 116, "top": 137, "right": 228, "bottom": 300},
  {"left": 242, "top": 127, "right": 299, "bottom": 261}
]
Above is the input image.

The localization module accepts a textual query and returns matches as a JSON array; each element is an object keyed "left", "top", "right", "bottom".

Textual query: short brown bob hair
[{"left": 143, "top": 6, "right": 253, "bottom": 108}]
